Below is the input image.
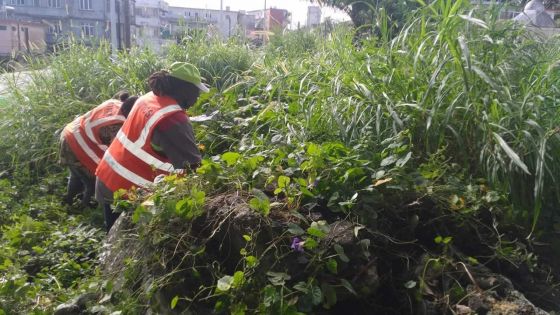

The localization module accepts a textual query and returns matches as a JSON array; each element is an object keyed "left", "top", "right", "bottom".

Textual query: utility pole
[
  {"left": 219, "top": 0, "right": 223, "bottom": 38},
  {"left": 110, "top": 0, "right": 118, "bottom": 56},
  {"left": 123, "top": 0, "right": 131, "bottom": 49},
  {"left": 263, "top": 0, "right": 267, "bottom": 44}
]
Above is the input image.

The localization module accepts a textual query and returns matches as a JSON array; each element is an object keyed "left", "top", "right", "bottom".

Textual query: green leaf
[
  {"left": 321, "top": 282, "right": 337, "bottom": 308},
  {"left": 266, "top": 272, "right": 291, "bottom": 286},
  {"left": 492, "top": 132, "right": 530, "bottom": 175},
  {"left": 340, "top": 279, "right": 357, "bottom": 295},
  {"left": 326, "top": 258, "right": 338, "bottom": 274},
  {"left": 310, "top": 284, "right": 322, "bottom": 305},
  {"left": 434, "top": 235, "right": 443, "bottom": 244},
  {"left": 334, "top": 244, "right": 349, "bottom": 262},
  {"left": 287, "top": 223, "right": 305, "bottom": 235},
  {"left": 233, "top": 271, "right": 244, "bottom": 287},
  {"left": 404, "top": 280, "right": 417, "bottom": 289},
  {"left": 246, "top": 255, "right": 257, "bottom": 267},
  {"left": 380, "top": 155, "right": 397, "bottom": 167},
  {"left": 307, "top": 227, "right": 326, "bottom": 238},
  {"left": 217, "top": 275, "right": 234, "bottom": 292},
  {"left": 307, "top": 143, "right": 321, "bottom": 156},
  {"left": 293, "top": 282, "right": 309, "bottom": 293},
  {"left": 249, "top": 197, "right": 270, "bottom": 216},
  {"left": 278, "top": 175, "right": 291, "bottom": 188},
  {"left": 221, "top": 152, "right": 241, "bottom": 166},
  {"left": 304, "top": 238, "right": 318, "bottom": 249},
  {"left": 243, "top": 234, "right": 252, "bottom": 242},
  {"left": 170, "top": 296, "right": 179, "bottom": 309}
]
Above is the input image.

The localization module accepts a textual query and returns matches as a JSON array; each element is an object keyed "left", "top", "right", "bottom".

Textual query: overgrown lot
[{"left": 1, "top": 1, "right": 559, "bottom": 314}]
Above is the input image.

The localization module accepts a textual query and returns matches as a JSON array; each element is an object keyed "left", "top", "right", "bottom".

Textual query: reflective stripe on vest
[
  {"left": 63, "top": 100, "right": 124, "bottom": 174},
  {"left": 84, "top": 114, "right": 126, "bottom": 151},
  {"left": 96, "top": 94, "right": 183, "bottom": 191},
  {"left": 73, "top": 128, "right": 101, "bottom": 164},
  {"left": 103, "top": 150, "right": 152, "bottom": 188},
  {"left": 113, "top": 104, "right": 181, "bottom": 173}
]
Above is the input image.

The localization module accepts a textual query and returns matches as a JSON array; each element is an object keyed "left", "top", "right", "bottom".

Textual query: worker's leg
[
  {"left": 77, "top": 169, "right": 95, "bottom": 208},
  {"left": 95, "top": 177, "right": 119, "bottom": 232},
  {"left": 103, "top": 203, "right": 120, "bottom": 232},
  {"left": 63, "top": 167, "right": 84, "bottom": 205}
]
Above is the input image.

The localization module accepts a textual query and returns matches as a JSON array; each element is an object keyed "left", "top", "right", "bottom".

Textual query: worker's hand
[{"left": 153, "top": 174, "right": 166, "bottom": 184}]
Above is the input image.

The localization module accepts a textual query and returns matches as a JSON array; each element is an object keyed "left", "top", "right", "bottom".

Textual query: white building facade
[
  {"left": 307, "top": 6, "right": 321, "bottom": 27},
  {"left": 135, "top": 0, "right": 168, "bottom": 50},
  {"left": 166, "top": 6, "right": 246, "bottom": 39}
]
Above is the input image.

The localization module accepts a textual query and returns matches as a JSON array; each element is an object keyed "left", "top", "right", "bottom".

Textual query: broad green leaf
[
  {"left": 310, "top": 284, "right": 322, "bottom": 305},
  {"left": 287, "top": 223, "right": 305, "bottom": 235},
  {"left": 278, "top": 175, "right": 291, "bottom": 188},
  {"left": 326, "top": 258, "right": 338, "bottom": 274},
  {"left": 221, "top": 152, "right": 241, "bottom": 166},
  {"left": 380, "top": 155, "right": 398, "bottom": 167},
  {"left": 246, "top": 255, "right": 257, "bottom": 267}
]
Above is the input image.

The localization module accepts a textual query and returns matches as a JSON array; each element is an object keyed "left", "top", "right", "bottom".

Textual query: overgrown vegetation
[{"left": 1, "top": 0, "right": 559, "bottom": 314}]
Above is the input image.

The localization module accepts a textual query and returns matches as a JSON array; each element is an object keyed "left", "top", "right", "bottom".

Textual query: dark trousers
[
  {"left": 103, "top": 203, "right": 121, "bottom": 232},
  {"left": 64, "top": 166, "right": 95, "bottom": 207}
]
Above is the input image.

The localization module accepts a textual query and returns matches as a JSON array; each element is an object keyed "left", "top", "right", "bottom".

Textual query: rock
[
  {"left": 54, "top": 292, "right": 99, "bottom": 315},
  {"left": 75, "top": 292, "right": 98, "bottom": 308},
  {"left": 463, "top": 287, "right": 549, "bottom": 315},
  {"left": 54, "top": 301, "right": 81, "bottom": 315},
  {"left": 456, "top": 304, "right": 473, "bottom": 315},
  {"left": 488, "top": 290, "right": 549, "bottom": 315}
]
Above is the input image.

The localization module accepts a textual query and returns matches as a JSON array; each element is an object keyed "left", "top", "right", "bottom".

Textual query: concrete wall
[
  {"left": 0, "top": 20, "right": 46, "bottom": 56},
  {"left": 7, "top": 0, "right": 132, "bottom": 46}
]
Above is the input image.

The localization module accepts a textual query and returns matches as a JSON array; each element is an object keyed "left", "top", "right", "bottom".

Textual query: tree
[{"left": 314, "top": 0, "right": 418, "bottom": 31}]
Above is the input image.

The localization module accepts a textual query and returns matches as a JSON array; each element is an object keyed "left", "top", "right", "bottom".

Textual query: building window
[
  {"left": 9, "top": 0, "right": 25, "bottom": 5},
  {"left": 48, "top": 0, "right": 61, "bottom": 8},
  {"left": 79, "top": 0, "right": 93, "bottom": 10},
  {"left": 81, "top": 23, "right": 95, "bottom": 36},
  {"left": 0, "top": 26, "right": 7, "bottom": 31}
]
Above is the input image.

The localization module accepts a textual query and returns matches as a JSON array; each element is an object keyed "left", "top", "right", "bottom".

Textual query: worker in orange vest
[
  {"left": 59, "top": 92, "right": 138, "bottom": 207},
  {"left": 95, "top": 62, "right": 209, "bottom": 230}
]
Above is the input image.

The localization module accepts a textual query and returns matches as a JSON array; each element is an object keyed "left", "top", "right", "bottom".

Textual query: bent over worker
[
  {"left": 60, "top": 92, "right": 138, "bottom": 207},
  {"left": 95, "top": 62, "right": 209, "bottom": 231}
]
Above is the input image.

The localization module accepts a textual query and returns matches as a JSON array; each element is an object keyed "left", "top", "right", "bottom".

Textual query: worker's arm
[{"left": 151, "top": 112, "right": 201, "bottom": 170}]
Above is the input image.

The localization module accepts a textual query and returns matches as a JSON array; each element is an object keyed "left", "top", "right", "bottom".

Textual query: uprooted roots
[{"left": 99, "top": 192, "right": 560, "bottom": 314}]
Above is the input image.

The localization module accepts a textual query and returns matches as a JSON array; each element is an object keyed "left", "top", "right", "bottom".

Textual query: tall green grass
[{"left": 1, "top": 0, "right": 558, "bottom": 229}]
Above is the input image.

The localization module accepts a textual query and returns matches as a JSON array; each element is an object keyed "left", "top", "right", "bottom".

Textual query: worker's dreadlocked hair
[
  {"left": 120, "top": 96, "right": 139, "bottom": 118},
  {"left": 148, "top": 71, "right": 199, "bottom": 99},
  {"left": 110, "top": 90, "right": 138, "bottom": 118},
  {"left": 112, "top": 90, "right": 130, "bottom": 102}
]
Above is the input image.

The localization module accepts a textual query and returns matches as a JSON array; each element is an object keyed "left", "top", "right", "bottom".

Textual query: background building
[
  {"left": 135, "top": 0, "right": 168, "bottom": 50},
  {"left": 306, "top": 6, "right": 321, "bottom": 27},
  {"left": 0, "top": 19, "right": 46, "bottom": 56},
  {"left": 249, "top": 8, "right": 290, "bottom": 32},
  {"left": 165, "top": 6, "right": 257, "bottom": 39},
  {"left": 1, "top": 0, "right": 134, "bottom": 49}
]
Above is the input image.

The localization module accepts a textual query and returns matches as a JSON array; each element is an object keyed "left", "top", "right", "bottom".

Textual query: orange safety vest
[
  {"left": 95, "top": 92, "right": 185, "bottom": 192},
  {"left": 63, "top": 100, "right": 125, "bottom": 174}
]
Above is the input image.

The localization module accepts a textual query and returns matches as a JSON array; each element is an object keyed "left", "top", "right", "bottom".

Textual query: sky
[{"left": 165, "top": 0, "right": 350, "bottom": 28}]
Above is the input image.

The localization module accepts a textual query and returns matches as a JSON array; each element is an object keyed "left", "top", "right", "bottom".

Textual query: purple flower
[{"left": 291, "top": 237, "right": 305, "bottom": 253}]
